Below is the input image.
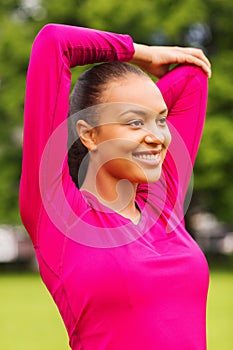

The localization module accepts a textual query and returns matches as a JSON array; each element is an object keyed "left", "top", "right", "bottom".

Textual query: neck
[{"left": 81, "top": 162, "right": 140, "bottom": 223}]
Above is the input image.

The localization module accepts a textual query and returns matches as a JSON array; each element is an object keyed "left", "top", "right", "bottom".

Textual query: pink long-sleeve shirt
[{"left": 20, "top": 24, "right": 209, "bottom": 350}]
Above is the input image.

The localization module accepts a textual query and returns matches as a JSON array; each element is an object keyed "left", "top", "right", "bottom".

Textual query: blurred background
[{"left": 0, "top": 0, "right": 232, "bottom": 349}]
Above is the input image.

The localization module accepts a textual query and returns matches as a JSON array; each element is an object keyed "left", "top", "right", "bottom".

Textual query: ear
[{"left": 76, "top": 120, "right": 97, "bottom": 151}]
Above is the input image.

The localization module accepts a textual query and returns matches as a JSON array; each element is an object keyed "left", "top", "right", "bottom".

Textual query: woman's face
[{"left": 89, "top": 74, "right": 171, "bottom": 184}]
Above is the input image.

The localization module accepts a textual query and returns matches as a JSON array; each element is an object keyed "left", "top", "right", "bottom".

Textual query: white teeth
[{"left": 134, "top": 153, "right": 160, "bottom": 160}]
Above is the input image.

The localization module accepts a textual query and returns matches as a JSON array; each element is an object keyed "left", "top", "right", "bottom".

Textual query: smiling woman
[
  {"left": 72, "top": 69, "right": 172, "bottom": 206},
  {"left": 20, "top": 24, "right": 211, "bottom": 350}
]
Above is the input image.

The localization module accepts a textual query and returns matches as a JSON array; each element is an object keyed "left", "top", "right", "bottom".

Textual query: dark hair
[{"left": 68, "top": 61, "right": 148, "bottom": 188}]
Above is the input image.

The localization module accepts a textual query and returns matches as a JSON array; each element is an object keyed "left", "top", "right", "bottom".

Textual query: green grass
[
  {"left": 206, "top": 255, "right": 233, "bottom": 350},
  {"left": 207, "top": 271, "right": 233, "bottom": 349},
  {"left": 0, "top": 258, "right": 232, "bottom": 350},
  {"left": 0, "top": 271, "right": 69, "bottom": 350}
]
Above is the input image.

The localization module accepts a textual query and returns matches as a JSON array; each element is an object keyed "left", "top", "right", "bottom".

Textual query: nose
[{"left": 143, "top": 126, "right": 165, "bottom": 145}]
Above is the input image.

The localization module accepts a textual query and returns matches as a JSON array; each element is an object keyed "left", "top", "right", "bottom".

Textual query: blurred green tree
[{"left": 0, "top": 0, "right": 232, "bottom": 223}]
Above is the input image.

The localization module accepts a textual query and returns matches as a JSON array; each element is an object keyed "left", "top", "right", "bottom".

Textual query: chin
[{"left": 130, "top": 168, "right": 162, "bottom": 184}]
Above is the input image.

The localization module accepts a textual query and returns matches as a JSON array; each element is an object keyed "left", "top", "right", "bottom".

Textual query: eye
[
  {"left": 157, "top": 117, "right": 167, "bottom": 126},
  {"left": 126, "top": 119, "right": 144, "bottom": 127}
]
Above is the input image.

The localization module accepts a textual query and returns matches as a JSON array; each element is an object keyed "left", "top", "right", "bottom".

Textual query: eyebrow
[
  {"left": 119, "top": 110, "right": 147, "bottom": 117},
  {"left": 159, "top": 108, "right": 168, "bottom": 115},
  {"left": 119, "top": 108, "right": 168, "bottom": 118}
]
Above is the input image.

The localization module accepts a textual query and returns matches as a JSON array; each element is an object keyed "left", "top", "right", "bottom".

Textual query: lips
[{"left": 132, "top": 148, "right": 163, "bottom": 166}]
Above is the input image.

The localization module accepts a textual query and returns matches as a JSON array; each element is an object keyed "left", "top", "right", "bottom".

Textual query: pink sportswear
[{"left": 20, "top": 24, "right": 209, "bottom": 349}]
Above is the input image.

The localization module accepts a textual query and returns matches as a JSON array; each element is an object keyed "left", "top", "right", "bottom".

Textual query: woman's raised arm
[{"left": 19, "top": 24, "right": 134, "bottom": 243}]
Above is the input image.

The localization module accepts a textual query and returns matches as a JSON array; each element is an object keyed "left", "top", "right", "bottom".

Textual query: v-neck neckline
[{"left": 80, "top": 189, "right": 146, "bottom": 228}]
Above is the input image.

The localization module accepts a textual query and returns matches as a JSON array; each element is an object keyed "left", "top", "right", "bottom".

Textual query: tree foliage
[{"left": 0, "top": 0, "right": 232, "bottom": 223}]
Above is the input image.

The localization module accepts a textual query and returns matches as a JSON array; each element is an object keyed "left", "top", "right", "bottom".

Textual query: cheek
[
  {"left": 96, "top": 137, "right": 138, "bottom": 161},
  {"left": 101, "top": 158, "right": 147, "bottom": 182}
]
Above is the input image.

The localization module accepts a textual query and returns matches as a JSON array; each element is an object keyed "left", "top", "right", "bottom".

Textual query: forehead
[{"left": 102, "top": 74, "right": 166, "bottom": 113}]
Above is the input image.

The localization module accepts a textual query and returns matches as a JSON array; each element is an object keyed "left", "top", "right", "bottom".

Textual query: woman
[{"left": 20, "top": 23, "right": 211, "bottom": 350}]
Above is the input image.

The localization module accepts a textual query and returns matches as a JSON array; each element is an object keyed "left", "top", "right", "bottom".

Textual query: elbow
[
  {"left": 36, "top": 23, "right": 60, "bottom": 39},
  {"left": 32, "top": 23, "right": 62, "bottom": 53}
]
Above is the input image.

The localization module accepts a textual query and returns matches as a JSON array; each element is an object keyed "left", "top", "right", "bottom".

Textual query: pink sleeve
[
  {"left": 136, "top": 65, "right": 208, "bottom": 231},
  {"left": 19, "top": 24, "right": 134, "bottom": 243},
  {"left": 157, "top": 64, "right": 208, "bottom": 207}
]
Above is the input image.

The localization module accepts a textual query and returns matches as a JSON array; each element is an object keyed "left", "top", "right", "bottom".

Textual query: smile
[
  {"left": 134, "top": 153, "right": 160, "bottom": 160},
  {"left": 132, "top": 150, "right": 162, "bottom": 166}
]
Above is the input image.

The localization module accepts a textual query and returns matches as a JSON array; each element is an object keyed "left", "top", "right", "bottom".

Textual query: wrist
[{"left": 130, "top": 43, "right": 152, "bottom": 65}]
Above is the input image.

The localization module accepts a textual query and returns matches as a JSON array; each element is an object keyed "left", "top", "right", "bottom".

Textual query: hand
[{"left": 131, "top": 43, "right": 211, "bottom": 78}]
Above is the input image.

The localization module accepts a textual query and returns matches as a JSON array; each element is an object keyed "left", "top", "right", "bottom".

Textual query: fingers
[
  {"left": 177, "top": 47, "right": 212, "bottom": 77},
  {"left": 185, "top": 48, "right": 211, "bottom": 67}
]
